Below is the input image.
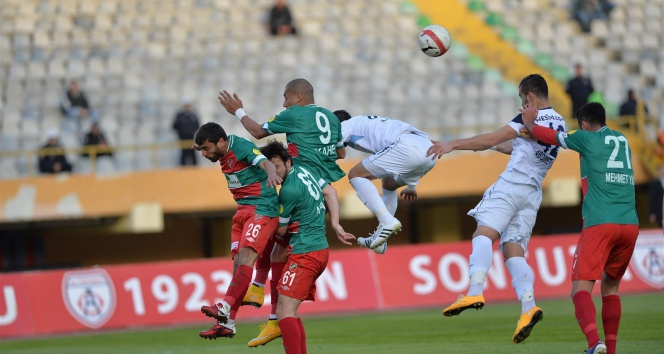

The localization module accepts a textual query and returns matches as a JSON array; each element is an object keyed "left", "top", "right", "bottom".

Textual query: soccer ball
[{"left": 418, "top": 25, "right": 452, "bottom": 57}]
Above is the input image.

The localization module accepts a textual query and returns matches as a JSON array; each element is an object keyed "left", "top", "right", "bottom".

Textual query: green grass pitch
[{"left": 2, "top": 292, "right": 662, "bottom": 354}]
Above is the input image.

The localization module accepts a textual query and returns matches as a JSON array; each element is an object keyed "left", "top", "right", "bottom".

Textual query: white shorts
[
  {"left": 467, "top": 177, "right": 542, "bottom": 252},
  {"left": 362, "top": 133, "right": 436, "bottom": 186}
]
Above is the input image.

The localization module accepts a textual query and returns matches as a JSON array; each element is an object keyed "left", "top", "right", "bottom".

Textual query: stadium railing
[{"left": 0, "top": 140, "right": 194, "bottom": 176}]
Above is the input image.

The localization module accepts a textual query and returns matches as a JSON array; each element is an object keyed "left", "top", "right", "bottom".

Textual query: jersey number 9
[{"left": 316, "top": 112, "right": 331, "bottom": 144}]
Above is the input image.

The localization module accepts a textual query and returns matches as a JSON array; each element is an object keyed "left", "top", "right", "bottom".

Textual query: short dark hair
[
  {"left": 576, "top": 102, "right": 606, "bottom": 126},
  {"left": 194, "top": 122, "right": 228, "bottom": 145},
  {"left": 333, "top": 109, "right": 351, "bottom": 122},
  {"left": 260, "top": 140, "right": 291, "bottom": 164},
  {"left": 519, "top": 74, "right": 549, "bottom": 99}
]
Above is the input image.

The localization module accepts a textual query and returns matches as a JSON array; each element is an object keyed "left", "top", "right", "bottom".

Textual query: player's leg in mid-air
[
  {"left": 441, "top": 224, "right": 497, "bottom": 317},
  {"left": 442, "top": 179, "right": 543, "bottom": 343},
  {"left": 356, "top": 176, "right": 400, "bottom": 255},
  {"left": 502, "top": 190, "right": 543, "bottom": 344},
  {"left": 348, "top": 144, "right": 404, "bottom": 247},
  {"left": 505, "top": 241, "right": 542, "bottom": 344},
  {"left": 247, "top": 234, "right": 290, "bottom": 347},
  {"left": 353, "top": 134, "right": 436, "bottom": 249},
  {"left": 349, "top": 159, "right": 402, "bottom": 248},
  {"left": 442, "top": 179, "right": 511, "bottom": 317},
  {"left": 241, "top": 236, "right": 276, "bottom": 309},
  {"left": 199, "top": 212, "right": 277, "bottom": 339}
]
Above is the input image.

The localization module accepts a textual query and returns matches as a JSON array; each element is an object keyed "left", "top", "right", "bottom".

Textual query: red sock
[
  {"left": 279, "top": 317, "right": 302, "bottom": 354},
  {"left": 573, "top": 290, "right": 600, "bottom": 348},
  {"left": 224, "top": 264, "right": 253, "bottom": 310},
  {"left": 297, "top": 317, "right": 307, "bottom": 354},
  {"left": 254, "top": 239, "right": 274, "bottom": 285},
  {"left": 271, "top": 261, "right": 287, "bottom": 316},
  {"left": 602, "top": 295, "right": 621, "bottom": 354}
]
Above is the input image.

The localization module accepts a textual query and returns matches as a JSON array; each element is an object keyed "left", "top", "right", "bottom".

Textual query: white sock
[
  {"left": 505, "top": 257, "right": 536, "bottom": 313},
  {"left": 252, "top": 281, "right": 265, "bottom": 287},
  {"left": 350, "top": 177, "right": 394, "bottom": 225},
  {"left": 269, "top": 314, "right": 277, "bottom": 320},
  {"left": 226, "top": 319, "right": 235, "bottom": 326},
  {"left": 468, "top": 236, "right": 493, "bottom": 296},
  {"left": 381, "top": 188, "right": 398, "bottom": 216}
]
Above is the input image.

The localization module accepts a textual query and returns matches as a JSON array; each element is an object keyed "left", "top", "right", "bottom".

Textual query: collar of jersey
[
  {"left": 224, "top": 135, "right": 235, "bottom": 156},
  {"left": 539, "top": 107, "right": 552, "bottom": 110},
  {"left": 285, "top": 165, "right": 297, "bottom": 179},
  {"left": 304, "top": 104, "right": 317, "bottom": 107}
]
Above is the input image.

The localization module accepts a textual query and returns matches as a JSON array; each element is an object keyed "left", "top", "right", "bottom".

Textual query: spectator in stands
[
  {"left": 267, "top": 0, "right": 297, "bottom": 36},
  {"left": 60, "top": 80, "right": 98, "bottom": 132},
  {"left": 619, "top": 89, "right": 650, "bottom": 117},
  {"left": 619, "top": 89, "right": 655, "bottom": 132},
  {"left": 566, "top": 63, "right": 594, "bottom": 118},
  {"left": 172, "top": 102, "right": 200, "bottom": 166},
  {"left": 649, "top": 165, "right": 664, "bottom": 229},
  {"left": 82, "top": 122, "right": 113, "bottom": 158},
  {"left": 38, "top": 129, "right": 73, "bottom": 174},
  {"left": 572, "top": 0, "right": 614, "bottom": 33}
]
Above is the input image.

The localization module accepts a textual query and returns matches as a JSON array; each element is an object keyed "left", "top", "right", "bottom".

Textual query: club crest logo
[
  {"left": 253, "top": 148, "right": 261, "bottom": 155},
  {"left": 630, "top": 232, "right": 664, "bottom": 289},
  {"left": 254, "top": 214, "right": 263, "bottom": 222},
  {"left": 62, "top": 269, "right": 116, "bottom": 328}
]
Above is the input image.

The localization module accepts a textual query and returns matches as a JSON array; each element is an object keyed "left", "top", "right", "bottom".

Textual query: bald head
[{"left": 284, "top": 78, "right": 314, "bottom": 104}]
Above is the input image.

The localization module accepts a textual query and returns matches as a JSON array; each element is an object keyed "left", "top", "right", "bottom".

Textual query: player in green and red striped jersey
[
  {"left": 217, "top": 79, "right": 355, "bottom": 347},
  {"left": 192, "top": 122, "right": 281, "bottom": 340},
  {"left": 521, "top": 102, "right": 639, "bottom": 354}
]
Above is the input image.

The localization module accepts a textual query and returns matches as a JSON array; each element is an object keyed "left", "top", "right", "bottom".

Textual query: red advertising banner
[
  {"left": 376, "top": 230, "right": 664, "bottom": 309},
  {"left": 1, "top": 230, "right": 662, "bottom": 338}
]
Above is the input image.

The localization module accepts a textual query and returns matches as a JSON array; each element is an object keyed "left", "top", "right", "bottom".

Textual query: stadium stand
[
  {"left": 1, "top": 0, "right": 528, "bottom": 178},
  {"left": 457, "top": 0, "right": 663, "bottom": 118},
  {"left": 0, "top": 0, "right": 661, "bottom": 179}
]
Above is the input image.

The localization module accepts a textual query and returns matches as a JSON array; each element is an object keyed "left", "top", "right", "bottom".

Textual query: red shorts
[
  {"left": 277, "top": 248, "right": 329, "bottom": 301},
  {"left": 572, "top": 223, "right": 639, "bottom": 280},
  {"left": 230, "top": 210, "right": 278, "bottom": 259}
]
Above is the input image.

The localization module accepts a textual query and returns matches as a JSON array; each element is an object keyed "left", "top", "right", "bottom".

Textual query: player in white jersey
[
  {"left": 334, "top": 110, "right": 437, "bottom": 254},
  {"left": 427, "top": 74, "right": 565, "bottom": 344}
]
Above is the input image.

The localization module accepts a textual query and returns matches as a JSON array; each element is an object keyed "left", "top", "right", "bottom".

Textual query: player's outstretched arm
[
  {"left": 427, "top": 126, "right": 517, "bottom": 160},
  {"left": 218, "top": 90, "right": 269, "bottom": 139},
  {"left": 322, "top": 184, "right": 355, "bottom": 245},
  {"left": 257, "top": 159, "right": 282, "bottom": 187}
]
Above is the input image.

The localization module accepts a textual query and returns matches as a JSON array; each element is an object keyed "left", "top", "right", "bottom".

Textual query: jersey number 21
[{"left": 605, "top": 136, "right": 632, "bottom": 169}]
